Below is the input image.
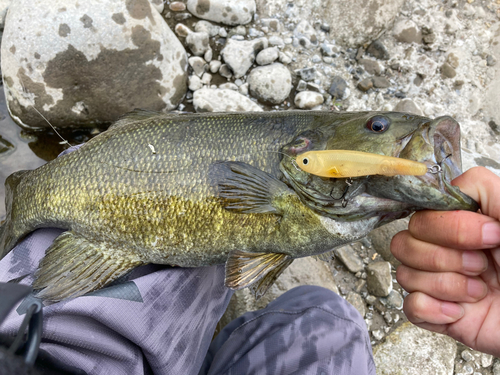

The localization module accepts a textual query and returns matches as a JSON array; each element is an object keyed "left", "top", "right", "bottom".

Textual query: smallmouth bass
[{"left": 0, "top": 110, "right": 478, "bottom": 301}]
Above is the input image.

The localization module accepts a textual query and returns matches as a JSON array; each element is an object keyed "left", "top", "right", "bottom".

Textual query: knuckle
[{"left": 429, "top": 247, "right": 447, "bottom": 271}]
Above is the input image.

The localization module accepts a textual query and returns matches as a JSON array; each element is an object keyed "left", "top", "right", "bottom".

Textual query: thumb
[{"left": 452, "top": 167, "right": 500, "bottom": 221}]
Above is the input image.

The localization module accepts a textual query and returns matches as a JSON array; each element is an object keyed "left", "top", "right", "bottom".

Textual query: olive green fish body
[{"left": 0, "top": 110, "right": 479, "bottom": 301}]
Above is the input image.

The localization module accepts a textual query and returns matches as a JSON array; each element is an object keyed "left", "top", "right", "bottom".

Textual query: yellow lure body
[{"left": 295, "top": 150, "right": 428, "bottom": 178}]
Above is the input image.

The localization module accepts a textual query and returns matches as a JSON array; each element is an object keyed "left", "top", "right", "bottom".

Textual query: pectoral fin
[
  {"left": 33, "top": 231, "right": 143, "bottom": 302},
  {"left": 225, "top": 250, "right": 293, "bottom": 299},
  {"left": 217, "top": 161, "right": 293, "bottom": 214}
]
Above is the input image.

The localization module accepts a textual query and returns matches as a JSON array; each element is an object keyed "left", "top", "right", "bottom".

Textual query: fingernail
[
  {"left": 468, "top": 279, "right": 486, "bottom": 299},
  {"left": 482, "top": 222, "right": 500, "bottom": 246},
  {"left": 462, "top": 251, "right": 486, "bottom": 273},
  {"left": 441, "top": 301, "right": 464, "bottom": 319}
]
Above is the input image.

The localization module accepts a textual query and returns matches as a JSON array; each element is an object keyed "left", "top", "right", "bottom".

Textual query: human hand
[{"left": 391, "top": 166, "right": 500, "bottom": 356}]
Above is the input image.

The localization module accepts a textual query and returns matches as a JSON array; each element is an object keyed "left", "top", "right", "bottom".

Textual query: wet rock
[
  {"left": 186, "top": 0, "right": 255, "bottom": 26},
  {"left": 221, "top": 38, "right": 267, "bottom": 78},
  {"left": 296, "top": 80, "right": 307, "bottom": 91},
  {"left": 193, "top": 88, "right": 262, "bottom": 112},
  {"left": 366, "top": 262, "right": 392, "bottom": 297},
  {"left": 294, "top": 91, "right": 324, "bottom": 109},
  {"left": 394, "top": 99, "right": 423, "bottom": 116},
  {"left": 218, "top": 257, "right": 338, "bottom": 330},
  {"left": 188, "top": 75, "right": 203, "bottom": 91},
  {"left": 358, "top": 58, "right": 383, "bottom": 75},
  {"left": 194, "top": 20, "right": 220, "bottom": 37},
  {"left": 320, "top": 42, "right": 337, "bottom": 57},
  {"left": 278, "top": 51, "right": 292, "bottom": 65},
  {"left": 461, "top": 349, "right": 474, "bottom": 362},
  {"left": 201, "top": 72, "right": 212, "bottom": 85},
  {"left": 209, "top": 60, "right": 221, "bottom": 73},
  {"left": 185, "top": 31, "right": 210, "bottom": 56},
  {"left": 440, "top": 62, "right": 456, "bottom": 78},
  {"left": 2, "top": 0, "right": 188, "bottom": 128},
  {"left": 373, "top": 322, "right": 456, "bottom": 374},
  {"left": 366, "top": 40, "right": 390, "bottom": 60},
  {"left": 297, "top": 67, "right": 317, "bottom": 82},
  {"left": 393, "top": 18, "right": 422, "bottom": 44},
  {"left": 357, "top": 78, "right": 373, "bottom": 92},
  {"left": 188, "top": 56, "right": 207, "bottom": 77},
  {"left": 336, "top": 245, "right": 364, "bottom": 273},
  {"left": 175, "top": 23, "right": 191, "bottom": 37},
  {"left": 329, "top": 76, "right": 350, "bottom": 100},
  {"left": 0, "top": 135, "right": 13, "bottom": 154},
  {"left": 368, "top": 218, "right": 409, "bottom": 267},
  {"left": 294, "top": 20, "right": 317, "bottom": 45},
  {"left": 380, "top": 290, "right": 403, "bottom": 310},
  {"left": 169, "top": 1, "right": 186, "bottom": 11},
  {"left": 219, "top": 64, "right": 232, "bottom": 79},
  {"left": 268, "top": 36, "right": 284, "bottom": 48},
  {"left": 255, "top": 47, "right": 279, "bottom": 66},
  {"left": 247, "top": 63, "right": 292, "bottom": 104},
  {"left": 372, "top": 76, "right": 390, "bottom": 88},
  {"left": 257, "top": 0, "right": 404, "bottom": 47},
  {"left": 346, "top": 291, "right": 366, "bottom": 318}
]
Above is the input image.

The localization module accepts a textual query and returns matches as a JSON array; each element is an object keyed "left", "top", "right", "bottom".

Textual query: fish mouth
[
  {"left": 279, "top": 115, "right": 478, "bottom": 218},
  {"left": 370, "top": 116, "right": 479, "bottom": 212}
]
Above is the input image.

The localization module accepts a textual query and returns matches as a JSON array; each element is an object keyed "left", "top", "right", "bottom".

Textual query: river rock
[
  {"left": 329, "top": 76, "right": 349, "bottom": 100},
  {"left": 193, "top": 88, "right": 262, "bottom": 112},
  {"left": 359, "top": 59, "right": 383, "bottom": 76},
  {"left": 294, "top": 91, "right": 323, "bottom": 109},
  {"left": 372, "top": 76, "right": 391, "bottom": 88},
  {"left": 346, "top": 291, "right": 366, "bottom": 318},
  {"left": 185, "top": 31, "right": 210, "bottom": 56},
  {"left": 188, "top": 75, "right": 203, "bottom": 91},
  {"left": 368, "top": 218, "right": 409, "bottom": 268},
  {"left": 373, "top": 322, "right": 456, "bottom": 375},
  {"left": 247, "top": 63, "right": 292, "bottom": 104},
  {"left": 366, "top": 40, "right": 390, "bottom": 60},
  {"left": 0, "top": 0, "right": 10, "bottom": 29},
  {"left": 336, "top": 245, "right": 364, "bottom": 273},
  {"left": 220, "top": 38, "right": 267, "bottom": 78},
  {"left": 194, "top": 20, "right": 220, "bottom": 37},
  {"left": 366, "top": 261, "right": 392, "bottom": 297},
  {"left": 186, "top": 0, "right": 255, "bottom": 26},
  {"left": 218, "top": 257, "right": 339, "bottom": 330},
  {"left": 255, "top": 0, "right": 404, "bottom": 47},
  {"left": 188, "top": 56, "right": 207, "bottom": 77},
  {"left": 2, "top": 0, "right": 187, "bottom": 129},
  {"left": 255, "top": 47, "right": 279, "bottom": 66}
]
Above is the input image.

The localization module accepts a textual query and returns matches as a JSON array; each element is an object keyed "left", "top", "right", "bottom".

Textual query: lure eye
[
  {"left": 302, "top": 158, "right": 309, "bottom": 165},
  {"left": 366, "top": 115, "right": 390, "bottom": 133}
]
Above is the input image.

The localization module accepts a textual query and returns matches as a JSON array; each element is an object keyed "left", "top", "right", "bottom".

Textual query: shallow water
[{"left": 0, "top": 85, "right": 98, "bottom": 221}]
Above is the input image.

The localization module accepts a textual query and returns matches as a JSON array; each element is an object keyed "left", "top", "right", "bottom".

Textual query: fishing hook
[{"left": 428, "top": 165, "right": 442, "bottom": 174}]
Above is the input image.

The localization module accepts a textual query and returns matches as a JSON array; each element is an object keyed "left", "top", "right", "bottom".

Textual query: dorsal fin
[{"left": 109, "top": 109, "right": 170, "bottom": 130}]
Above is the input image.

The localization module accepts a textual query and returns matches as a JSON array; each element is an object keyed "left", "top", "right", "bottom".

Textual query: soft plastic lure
[{"left": 295, "top": 150, "right": 429, "bottom": 178}]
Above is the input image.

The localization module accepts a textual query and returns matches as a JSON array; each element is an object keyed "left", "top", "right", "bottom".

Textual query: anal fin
[
  {"left": 33, "top": 231, "right": 143, "bottom": 302},
  {"left": 225, "top": 250, "right": 293, "bottom": 299}
]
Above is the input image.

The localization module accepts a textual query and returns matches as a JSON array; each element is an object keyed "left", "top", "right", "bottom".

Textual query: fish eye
[
  {"left": 366, "top": 115, "right": 390, "bottom": 133},
  {"left": 302, "top": 158, "right": 309, "bottom": 165}
]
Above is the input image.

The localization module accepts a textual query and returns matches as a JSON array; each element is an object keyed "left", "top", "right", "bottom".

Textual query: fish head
[{"left": 279, "top": 112, "right": 478, "bottom": 222}]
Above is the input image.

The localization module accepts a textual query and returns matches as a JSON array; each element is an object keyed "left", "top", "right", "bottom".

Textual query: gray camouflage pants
[{"left": 0, "top": 228, "right": 375, "bottom": 375}]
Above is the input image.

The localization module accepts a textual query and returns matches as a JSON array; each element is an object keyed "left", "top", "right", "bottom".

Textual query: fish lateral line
[{"left": 295, "top": 150, "right": 433, "bottom": 178}]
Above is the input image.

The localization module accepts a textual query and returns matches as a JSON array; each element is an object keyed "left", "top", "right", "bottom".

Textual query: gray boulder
[{"left": 2, "top": 0, "right": 187, "bottom": 129}]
